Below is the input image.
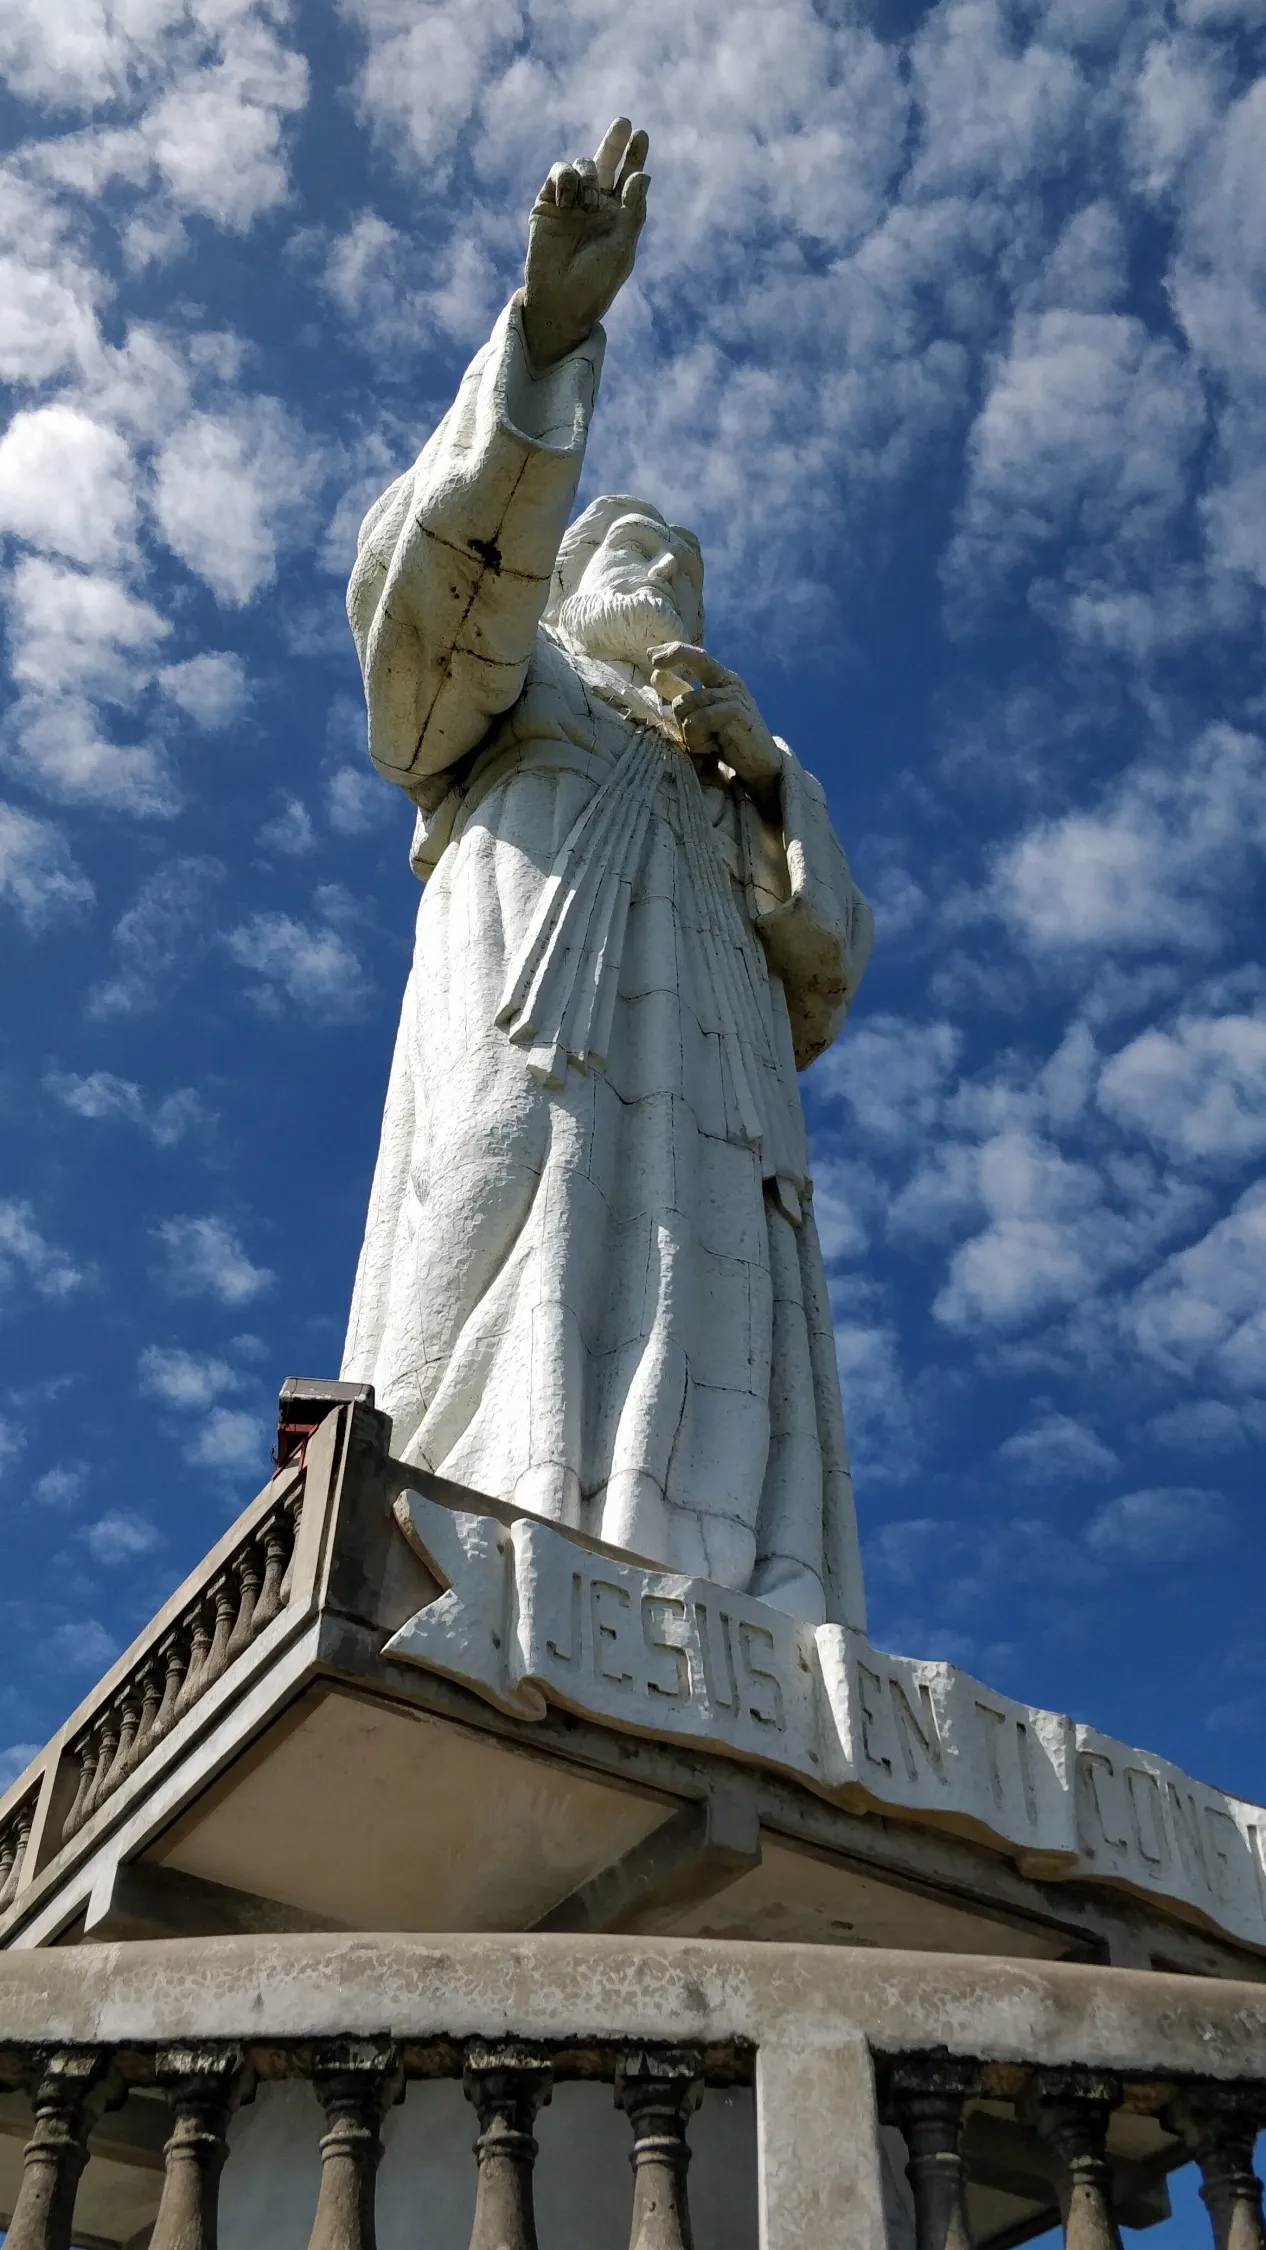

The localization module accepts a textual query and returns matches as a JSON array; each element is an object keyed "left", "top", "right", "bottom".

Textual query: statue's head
[{"left": 545, "top": 495, "right": 704, "bottom": 667}]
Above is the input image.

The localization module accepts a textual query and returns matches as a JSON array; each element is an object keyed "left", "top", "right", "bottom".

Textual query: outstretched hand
[
  {"left": 522, "top": 117, "right": 650, "bottom": 369},
  {"left": 649, "top": 643, "right": 784, "bottom": 794}
]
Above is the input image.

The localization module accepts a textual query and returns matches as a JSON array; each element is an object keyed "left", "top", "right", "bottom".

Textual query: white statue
[{"left": 342, "top": 120, "right": 874, "bottom": 1629}]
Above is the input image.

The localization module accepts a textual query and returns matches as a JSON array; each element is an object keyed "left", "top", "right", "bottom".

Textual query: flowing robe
[{"left": 342, "top": 297, "right": 874, "bottom": 1629}]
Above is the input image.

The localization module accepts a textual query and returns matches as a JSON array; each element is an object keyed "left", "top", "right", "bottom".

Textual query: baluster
[
  {"left": 132, "top": 1660, "right": 165, "bottom": 1765},
  {"left": 198, "top": 1579, "right": 238, "bottom": 1697},
  {"left": 0, "top": 1833, "right": 13, "bottom": 1900},
  {"left": 889, "top": 2058, "right": 977, "bottom": 2250},
  {"left": 151, "top": 1632, "right": 189, "bottom": 1745},
  {"left": 1028, "top": 2071, "right": 1123, "bottom": 2250},
  {"left": 150, "top": 2046, "right": 249, "bottom": 2250},
  {"left": 102, "top": 1689, "right": 142, "bottom": 1800},
  {"left": 307, "top": 2041, "right": 402, "bottom": 2250},
  {"left": 250, "top": 1516, "right": 289, "bottom": 1636},
  {"left": 225, "top": 1544, "right": 262, "bottom": 1664},
  {"left": 0, "top": 1801, "right": 35, "bottom": 1911},
  {"left": 615, "top": 2049, "right": 704, "bottom": 2250},
  {"left": 81, "top": 1712, "right": 117, "bottom": 1828},
  {"left": 463, "top": 2044, "right": 552, "bottom": 2250},
  {"left": 278, "top": 1492, "right": 304, "bottom": 1605},
  {"left": 4, "top": 2051, "right": 114, "bottom": 2250},
  {"left": 1169, "top": 2089, "right": 1266, "bottom": 2250},
  {"left": 62, "top": 1734, "right": 98, "bottom": 1841},
  {"left": 174, "top": 1604, "right": 213, "bottom": 1721}
]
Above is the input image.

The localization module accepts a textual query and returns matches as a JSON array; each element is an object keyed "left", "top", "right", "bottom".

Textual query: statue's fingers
[
  {"left": 615, "top": 128, "right": 649, "bottom": 194},
  {"left": 651, "top": 640, "right": 729, "bottom": 687},
  {"left": 546, "top": 160, "right": 580, "bottom": 210},
  {"left": 678, "top": 708, "right": 726, "bottom": 760},
  {"left": 620, "top": 169, "right": 650, "bottom": 227},
  {"left": 571, "top": 155, "right": 600, "bottom": 211},
  {"left": 670, "top": 686, "right": 735, "bottom": 720},
  {"left": 594, "top": 116, "right": 633, "bottom": 192}
]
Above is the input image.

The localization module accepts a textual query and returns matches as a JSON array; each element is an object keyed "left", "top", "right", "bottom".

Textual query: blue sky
[{"left": 1, "top": 0, "right": 1265, "bottom": 1863}]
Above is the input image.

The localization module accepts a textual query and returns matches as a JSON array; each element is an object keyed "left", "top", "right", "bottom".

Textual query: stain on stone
[{"left": 468, "top": 536, "right": 502, "bottom": 573}]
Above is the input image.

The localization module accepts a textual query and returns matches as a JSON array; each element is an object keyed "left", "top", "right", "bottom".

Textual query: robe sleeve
[
  {"left": 346, "top": 296, "right": 605, "bottom": 791},
  {"left": 741, "top": 739, "right": 875, "bottom": 1070}
]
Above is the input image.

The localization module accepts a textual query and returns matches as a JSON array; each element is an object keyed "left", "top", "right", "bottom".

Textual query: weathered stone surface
[
  {"left": 340, "top": 118, "right": 871, "bottom": 1632},
  {"left": 386, "top": 1490, "right": 1266, "bottom": 1951},
  {"left": 3, "top": 1934, "right": 1266, "bottom": 2082}
]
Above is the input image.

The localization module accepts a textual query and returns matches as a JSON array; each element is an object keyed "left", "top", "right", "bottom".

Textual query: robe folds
[{"left": 342, "top": 296, "right": 874, "bottom": 1630}]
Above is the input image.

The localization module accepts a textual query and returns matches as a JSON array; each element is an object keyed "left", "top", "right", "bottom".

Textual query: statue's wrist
[{"left": 519, "top": 292, "right": 595, "bottom": 372}]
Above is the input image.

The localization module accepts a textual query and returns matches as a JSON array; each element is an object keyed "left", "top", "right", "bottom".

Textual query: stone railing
[
  {"left": 0, "top": 1390, "right": 362, "bottom": 1947},
  {"left": 58, "top": 1479, "right": 304, "bottom": 1849},
  {"left": 1, "top": 1937, "right": 1265, "bottom": 2250},
  {"left": 0, "top": 1787, "right": 37, "bottom": 1918}
]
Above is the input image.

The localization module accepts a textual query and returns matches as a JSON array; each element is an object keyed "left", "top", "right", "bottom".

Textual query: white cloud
[
  {"left": 6, "top": 555, "right": 167, "bottom": 702},
  {"left": 0, "top": 1201, "right": 83, "bottom": 1298},
  {"left": 323, "top": 211, "right": 502, "bottom": 356},
  {"left": 33, "top": 1461, "right": 86, "bottom": 1507},
  {"left": 225, "top": 906, "right": 368, "bottom": 1014},
  {"left": 0, "top": 405, "right": 138, "bottom": 568},
  {"left": 0, "top": 1417, "right": 24, "bottom": 1474},
  {"left": 153, "top": 398, "right": 314, "bottom": 603},
  {"left": 1126, "top": 35, "right": 1227, "bottom": 202},
  {"left": 187, "top": 1405, "right": 263, "bottom": 1470},
  {"left": 90, "top": 855, "right": 222, "bottom": 1014},
  {"left": 0, "top": 0, "right": 184, "bottom": 108},
  {"left": 84, "top": 1508, "right": 163, "bottom": 1564},
  {"left": 0, "top": 0, "right": 307, "bottom": 236},
  {"left": 835, "top": 1310, "right": 918, "bottom": 1482},
  {"left": 257, "top": 797, "right": 315, "bottom": 856},
  {"left": 0, "top": 252, "right": 99, "bottom": 384},
  {"left": 997, "top": 1411, "right": 1118, "bottom": 1482},
  {"left": 155, "top": 1215, "right": 272, "bottom": 1304},
  {"left": 811, "top": 1016, "right": 959, "bottom": 1149},
  {"left": 0, "top": 802, "right": 93, "bottom": 928},
  {"left": 1086, "top": 1485, "right": 1226, "bottom": 1559},
  {"left": 992, "top": 726, "right": 1266, "bottom": 957},
  {"left": 918, "top": 1118, "right": 1200, "bottom": 1335},
  {"left": 1129, "top": 1184, "right": 1266, "bottom": 1391},
  {"left": 1147, "top": 1398, "right": 1246, "bottom": 1452},
  {"left": 0, "top": 1743, "right": 39, "bottom": 1791},
  {"left": 810, "top": 1157, "right": 874, "bottom": 1264},
  {"left": 139, "top": 1344, "right": 237, "bottom": 1406},
  {"left": 141, "top": 36, "right": 309, "bottom": 231},
  {"left": 1098, "top": 1011, "right": 1266, "bottom": 1165},
  {"left": 1169, "top": 76, "right": 1266, "bottom": 397},
  {"left": 947, "top": 309, "right": 1204, "bottom": 605},
  {"left": 157, "top": 653, "right": 247, "bottom": 727},
  {"left": 42, "top": 1618, "right": 115, "bottom": 1671},
  {"left": 326, "top": 763, "right": 386, "bottom": 835},
  {"left": 3, "top": 557, "right": 173, "bottom": 812},
  {"left": 47, "top": 1069, "right": 209, "bottom": 1145}
]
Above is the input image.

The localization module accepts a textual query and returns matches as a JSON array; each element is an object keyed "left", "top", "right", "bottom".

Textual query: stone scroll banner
[{"left": 384, "top": 1491, "right": 1266, "bottom": 1953}]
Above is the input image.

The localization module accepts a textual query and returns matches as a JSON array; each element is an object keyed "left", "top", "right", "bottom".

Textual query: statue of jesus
[{"left": 342, "top": 119, "right": 874, "bottom": 1629}]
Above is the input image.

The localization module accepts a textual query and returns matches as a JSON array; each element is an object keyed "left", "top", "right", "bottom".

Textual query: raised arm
[{"left": 347, "top": 119, "right": 651, "bottom": 793}]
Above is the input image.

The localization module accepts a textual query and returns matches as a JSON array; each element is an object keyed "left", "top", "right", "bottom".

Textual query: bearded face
[{"left": 554, "top": 513, "right": 704, "bottom": 669}]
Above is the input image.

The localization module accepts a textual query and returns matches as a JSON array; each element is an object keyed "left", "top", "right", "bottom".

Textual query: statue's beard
[{"left": 554, "top": 583, "right": 685, "bottom": 671}]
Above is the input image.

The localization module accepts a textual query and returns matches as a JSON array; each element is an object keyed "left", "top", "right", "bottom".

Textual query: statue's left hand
[
  {"left": 649, "top": 643, "right": 784, "bottom": 794},
  {"left": 522, "top": 118, "right": 650, "bottom": 369}
]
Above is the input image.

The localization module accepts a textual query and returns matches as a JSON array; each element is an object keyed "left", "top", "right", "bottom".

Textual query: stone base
[{"left": 1, "top": 1391, "right": 1263, "bottom": 1982}]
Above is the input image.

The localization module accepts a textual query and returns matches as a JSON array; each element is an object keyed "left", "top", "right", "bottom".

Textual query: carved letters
[{"left": 385, "top": 1489, "right": 1266, "bottom": 1953}]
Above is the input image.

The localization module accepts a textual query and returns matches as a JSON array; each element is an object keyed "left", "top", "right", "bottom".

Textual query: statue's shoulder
[{"left": 529, "top": 624, "right": 586, "bottom": 695}]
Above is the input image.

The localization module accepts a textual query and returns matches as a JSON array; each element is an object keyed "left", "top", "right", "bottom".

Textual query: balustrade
[
  {"left": 0, "top": 1792, "right": 35, "bottom": 1915},
  {"left": 0, "top": 1939, "right": 1263, "bottom": 2250},
  {"left": 55, "top": 1485, "right": 304, "bottom": 1849}
]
